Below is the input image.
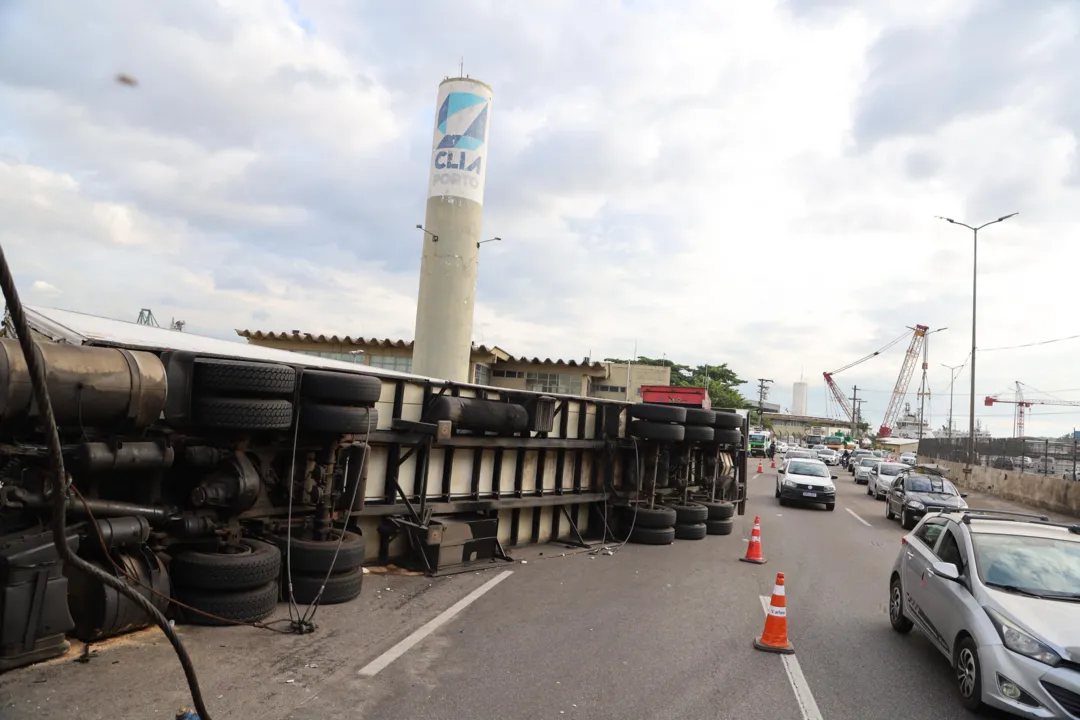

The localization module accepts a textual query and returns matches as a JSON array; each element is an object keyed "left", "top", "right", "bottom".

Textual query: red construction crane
[
  {"left": 878, "top": 325, "right": 929, "bottom": 438},
  {"left": 985, "top": 381, "right": 1080, "bottom": 437},
  {"left": 823, "top": 330, "right": 911, "bottom": 422}
]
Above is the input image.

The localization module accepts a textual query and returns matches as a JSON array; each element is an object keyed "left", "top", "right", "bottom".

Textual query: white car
[
  {"left": 779, "top": 448, "right": 815, "bottom": 472},
  {"left": 775, "top": 458, "right": 837, "bottom": 511},
  {"left": 853, "top": 457, "right": 879, "bottom": 484},
  {"left": 816, "top": 448, "right": 840, "bottom": 466},
  {"left": 899, "top": 452, "right": 917, "bottom": 466},
  {"left": 868, "top": 462, "right": 907, "bottom": 499},
  {"left": 776, "top": 442, "right": 789, "bottom": 453}
]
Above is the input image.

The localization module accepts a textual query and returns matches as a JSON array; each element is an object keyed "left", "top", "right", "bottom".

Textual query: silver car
[
  {"left": 868, "top": 461, "right": 907, "bottom": 500},
  {"left": 889, "top": 509, "right": 1080, "bottom": 717},
  {"left": 853, "top": 457, "right": 878, "bottom": 484}
]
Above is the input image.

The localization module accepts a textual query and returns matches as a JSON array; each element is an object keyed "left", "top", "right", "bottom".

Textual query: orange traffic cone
[
  {"left": 754, "top": 572, "right": 795, "bottom": 654},
  {"left": 740, "top": 515, "right": 767, "bottom": 564},
  {"left": 770, "top": 458, "right": 776, "bottom": 468},
  {"left": 756, "top": 459, "right": 763, "bottom": 473}
]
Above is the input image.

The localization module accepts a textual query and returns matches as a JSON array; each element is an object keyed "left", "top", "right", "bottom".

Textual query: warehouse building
[
  {"left": 762, "top": 412, "right": 848, "bottom": 438},
  {"left": 237, "top": 331, "right": 670, "bottom": 400}
]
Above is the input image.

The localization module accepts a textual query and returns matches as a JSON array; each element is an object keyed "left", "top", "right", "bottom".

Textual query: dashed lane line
[
  {"left": 845, "top": 508, "right": 872, "bottom": 527},
  {"left": 358, "top": 570, "right": 513, "bottom": 677},
  {"left": 758, "top": 596, "right": 825, "bottom": 720}
]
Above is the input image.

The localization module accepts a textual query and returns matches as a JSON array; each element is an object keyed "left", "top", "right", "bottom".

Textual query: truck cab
[{"left": 748, "top": 430, "right": 771, "bottom": 457}]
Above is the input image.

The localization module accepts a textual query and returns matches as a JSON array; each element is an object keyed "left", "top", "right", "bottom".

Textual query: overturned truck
[{"left": 0, "top": 307, "right": 747, "bottom": 672}]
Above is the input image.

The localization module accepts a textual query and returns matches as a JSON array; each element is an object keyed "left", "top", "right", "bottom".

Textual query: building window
[
  {"left": 474, "top": 363, "right": 492, "bottom": 386},
  {"left": 525, "top": 371, "right": 582, "bottom": 395},
  {"left": 368, "top": 355, "right": 412, "bottom": 373},
  {"left": 296, "top": 350, "right": 367, "bottom": 363},
  {"left": 493, "top": 370, "right": 523, "bottom": 378},
  {"left": 594, "top": 385, "right": 627, "bottom": 394}
]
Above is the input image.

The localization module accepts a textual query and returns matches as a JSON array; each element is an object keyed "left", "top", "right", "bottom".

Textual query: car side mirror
[
  {"left": 831, "top": 475, "right": 838, "bottom": 480},
  {"left": 960, "top": 493, "right": 969, "bottom": 498},
  {"left": 929, "top": 561, "right": 961, "bottom": 582}
]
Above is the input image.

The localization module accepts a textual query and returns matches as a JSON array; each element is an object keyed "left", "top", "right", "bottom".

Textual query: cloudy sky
[{"left": 2, "top": 0, "right": 1079, "bottom": 437}]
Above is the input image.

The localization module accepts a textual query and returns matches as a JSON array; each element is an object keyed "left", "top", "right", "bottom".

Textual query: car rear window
[
  {"left": 877, "top": 463, "right": 906, "bottom": 476},
  {"left": 906, "top": 476, "right": 958, "bottom": 494},
  {"left": 859, "top": 458, "right": 877, "bottom": 467}
]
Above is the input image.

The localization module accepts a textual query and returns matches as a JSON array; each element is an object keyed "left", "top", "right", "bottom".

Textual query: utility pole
[
  {"left": 941, "top": 362, "right": 965, "bottom": 443},
  {"left": 849, "top": 386, "right": 861, "bottom": 439},
  {"left": 756, "top": 378, "right": 773, "bottom": 428},
  {"left": 913, "top": 326, "right": 946, "bottom": 443}
]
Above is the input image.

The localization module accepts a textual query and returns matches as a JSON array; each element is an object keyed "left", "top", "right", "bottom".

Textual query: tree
[{"left": 604, "top": 357, "right": 749, "bottom": 409}]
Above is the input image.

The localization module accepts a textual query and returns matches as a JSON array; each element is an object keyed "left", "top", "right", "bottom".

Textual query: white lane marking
[
  {"left": 759, "top": 596, "right": 825, "bottom": 720},
  {"left": 358, "top": 570, "right": 513, "bottom": 677},
  {"left": 845, "top": 508, "right": 871, "bottom": 527}
]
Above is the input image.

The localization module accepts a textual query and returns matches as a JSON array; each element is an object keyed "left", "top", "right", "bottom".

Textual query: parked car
[
  {"left": 868, "top": 462, "right": 907, "bottom": 499},
  {"left": 775, "top": 458, "right": 837, "bottom": 511},
  {"left": 776, "top": 441, "right": 789, "bottom": 453},
  {"left": 889, "top": 509, "right": 1080, "bottom": 716},
  {"left": 899, "top": 452, "right": 917, "bottom": 465},
  {"left": 816, "top": 448, "right": 840, "bottom": 466},
  {"left": 885, "top": 471, "right": 968, "bottom": 529},
  {"left": 847, "top": 449, "right": 874, "bottom": 472},
  {"left": 853, "top": 457, "right": 879, "bottom": 484}
]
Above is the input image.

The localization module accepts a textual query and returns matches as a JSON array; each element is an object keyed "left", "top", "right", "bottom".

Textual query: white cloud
[{"left": 2, "top": 0, "right": 1079, "bottom": 437}]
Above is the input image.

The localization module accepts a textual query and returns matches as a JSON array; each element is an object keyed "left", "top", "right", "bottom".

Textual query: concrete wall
[
  {"left": 591, "top": 363, "right": 671, "bottom": 402},
  {"left": 928, "top": 458, "right": 1080, "bottom": 518}
]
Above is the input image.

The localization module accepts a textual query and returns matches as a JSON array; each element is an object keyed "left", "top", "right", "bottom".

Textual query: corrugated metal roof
[{"left": 237, "top": 330, "right": 605, "bottom": 370}]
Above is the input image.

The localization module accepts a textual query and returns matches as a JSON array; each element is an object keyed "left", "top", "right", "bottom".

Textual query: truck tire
[
  {"left": 286, "top": 568, "right": 363, "bottom": 605},
  {"left": 682, "top": 425, "right": 714, "bottom": 443},
  {"left": 193, "top": 397, "right": 293, "bottom": 431},
  {"left": 706, "top": 518, "right": 734, "bottom": 535},
  {"left": 669, "top": 502, "right": 709, "bottom": 524},
  {"left": 300, "top": 370, "right": 382, "bottom": 406},
  {"left": 629, "top": 420, "right": 684, "bottom": 442},
  {"left": 674, "top": 522, "right": 707, "bottom": 540},
  {"left": 713, "top": 411, "right": 742, "bottom": 429},
  {"left": 628, "top": 526, "right": 675, "bottom": 545},
  {"left": 170, "top": 539, "right": 282, "bottom": 591},
  {"left": 714, "top": 429, "right": 742, "bottom": 445},
  {"left": 683, "top": 408, "right": 716, "bottom": 426},
  {"left": 267, "top": 530, "right": 365, "bottom": 575},
  {"left": 629, "top": 404, "right": 687, "bottom": 424},
  {"left": 619, "top": 505, "right": 676, "bottom": 529},
  {"left": 699, "top": 500, "right": 735, "bottom": 520},
  {"left": 193, "top": 358, "right": 296, "bottom": 397},
  {"left": 299, "top": 403, "right": 378, "bottom": 434},
  {"left": 176, "top": 582, "right": 278, "bottom": 626}
]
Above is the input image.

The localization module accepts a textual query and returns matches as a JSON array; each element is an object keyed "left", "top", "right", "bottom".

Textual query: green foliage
[{"left": 602, "top": 357, "right": 749, "bottom": 409}]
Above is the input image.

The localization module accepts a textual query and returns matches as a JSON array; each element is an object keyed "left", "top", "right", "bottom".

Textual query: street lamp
[
  {"left": 941, "top": 361, "right": 966, "bottom": 442},
  {"left": 936, "top": 212, "right": 1018, "bottom": 466},
  {"left": 477, "top": 236, "right": 502, "bottom": 249},
  {"left": 415, "top": 224, "right": 438, "bottom": 242}
]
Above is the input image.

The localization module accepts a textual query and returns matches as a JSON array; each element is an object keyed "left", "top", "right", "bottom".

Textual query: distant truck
[
  {"left": 748, "top": 429, "right": 772, "bottom": 457},
  {"left": 824, "top": 435, "right": 845, "bottom": 452}
]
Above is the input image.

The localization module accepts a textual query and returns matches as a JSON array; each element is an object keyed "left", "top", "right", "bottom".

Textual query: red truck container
[{"left": 639, "top": 385, "right": 711, "bottom": 408}]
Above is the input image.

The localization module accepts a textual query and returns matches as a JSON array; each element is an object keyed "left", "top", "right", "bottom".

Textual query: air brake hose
[{"left": 0, "top": 246, "right": 212, "bottom": 720}]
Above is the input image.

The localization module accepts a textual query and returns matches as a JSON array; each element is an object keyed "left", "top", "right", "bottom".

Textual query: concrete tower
[
  {"left": 411, "top": 77, "right": 494, "bottom": 382},
  {"left": 792, "top": 381, "right": 808, "bottom": 416}
]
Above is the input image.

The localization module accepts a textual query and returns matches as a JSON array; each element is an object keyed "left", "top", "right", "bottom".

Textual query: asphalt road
[{"left": 4, "top": 460, "right": 1072, "bottom": 719}]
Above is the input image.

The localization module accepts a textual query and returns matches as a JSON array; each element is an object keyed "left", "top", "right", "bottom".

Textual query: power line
[{"left": 980, "top": 333, "right": 1080, "bottom": 352}]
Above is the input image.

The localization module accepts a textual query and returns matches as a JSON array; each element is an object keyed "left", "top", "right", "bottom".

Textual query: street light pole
[
  {"left": 936, "top": 212, "right": 1018, "bottom": 466},
  {"left": 916, "top": 327, "right": 947, "bottom": 444},
  {"left": 941, "top": 362, "right": 965, "bottom": 443}
]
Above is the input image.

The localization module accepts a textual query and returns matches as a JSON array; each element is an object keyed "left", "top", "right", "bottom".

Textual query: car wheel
[
  {"left": 866, "top": 484, "right": 872, "bottom": 496},
  {"left": 774, "top": 483, "right": 781, "bottom": 498},
  {"left": 778, "top": 497, "right": 789, "bottom": 507},
  {"left": 955, "top": 636, "right": 984, "bottom": 711},
  {"left": 885, "top": 502, "right": 895, "bottom": 520},
  {"left": 901, "top": 509, "right": 916, "bottom": 530},
  {"left": 825, "top": 503, "right": 835, "bottom": 511},
  {"left": 888, "top": 576, "right": 913, "bottom": 633}
]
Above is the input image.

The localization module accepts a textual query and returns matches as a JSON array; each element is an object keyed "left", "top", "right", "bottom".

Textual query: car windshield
[
  {"left": 905, "top": 475, "right": 957, "bottom": 494},
  {"left": 787, "top": 461, "right": 829, "bottom": 477},
  {"left": 749, "top": 434, "right": 767, "bottom": 443},
  {"left": 973, "top": 533, "right": 1080, "bottom": 597},
  {"left": 872, "top": 450, "right": 885, "bottom": 457},
  {"left": 859, "top": 458, "right": 877, "bottom": 467},
  {"left": 788, "top": 450, "right": 812, "bottom": 458},
  {"left": 818, "top": 449, "right": 835, "bottom": 456},
  {"left": 877, "top": 463, "right": 906, "bottom": 476}
]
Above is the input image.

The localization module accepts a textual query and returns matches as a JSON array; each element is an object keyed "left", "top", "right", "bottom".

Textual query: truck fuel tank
[{"left": 0, "top": 338, "right": 167, "bottom": 429}]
